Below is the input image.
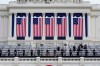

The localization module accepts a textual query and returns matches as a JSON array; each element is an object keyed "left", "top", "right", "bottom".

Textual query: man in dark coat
[
  {"left": 46, "top": 49, "right": 49, "bottom": 56},
  {"left": 85, "top": 49, "right": 88, "bottom": 56},
  {"left": 84, "top": 44, "right": 87, "bottom": 50},
  {"left": 31, "top": 49, "right": 33, "bottom": 57},
  {"left": 73, "top": 45, "right": 76, "bottom": 51},
  {"left": 93, "top": 49, "right": 96, "bottom": 56},
  {"left": 61, "top": 49, "right": 64, "bottom": 57},
  {"left": 8, "top": 49, "right": 10, "bottom": 56},
  {"left": 37, "top": 49, "right": 40, "bottom": 57},
  {"left": 53, "top": 49, "right": 56, "bottom": 57},
  {"left": 69, "top": 49, "right": 72, "bottom": 57},
  {"left": 23, "top": 49, "right": 25, "bottom": 57},
  {"left": 57, "top": 47, "right": 60, "bottom": 51}
]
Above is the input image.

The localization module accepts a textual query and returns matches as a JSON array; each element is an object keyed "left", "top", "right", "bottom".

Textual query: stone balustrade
[{"left": 0, "top": 57, "right": 99, "bottom": 66}]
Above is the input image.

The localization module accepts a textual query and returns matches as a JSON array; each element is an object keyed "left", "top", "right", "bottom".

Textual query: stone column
[
  {"left": 94, "top": 16, "right": 96, "bottom": 40},
  {"left": 71, "top": 13, "right": 74, "bottom": 40},
  {"left": 91, "top": 16, "right": 96, "bottom": 40},
  {"left": 25, "top": 13, "right": 30, "bottom": 40},
  {"left": 8, "top": 13, "right": 12, "bottom": 39},
  {"left": 42, "top": 13, "right": 45, "bottom": 40},
  {"left": 54, "top": 13, "right": 57, "bottom": 40},
  {"left": 31, "top": 13, "right": 33, "bottom": 40},
  {"left": 95, "top": 16, "right": 98, "bottom": 40},
  {"left": 66, "top": 13, "right": 69, "bottom": 40},
  {"left": 88, "top": 13, "right": 91, "bottom": 40},
  {"left": 14, "top": 13, "right": 17, "bottom": 40},
  {"left": 83, "top": 13, "right": 86, "bottom": 40}
]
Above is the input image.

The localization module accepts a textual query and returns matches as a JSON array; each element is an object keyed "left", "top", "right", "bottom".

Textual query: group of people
[
  {"left": 0, "top": 44, "right": 97, "bottom": 57},
  {"left": 69, "top": 44, "right": 96, "bottom": 57}
]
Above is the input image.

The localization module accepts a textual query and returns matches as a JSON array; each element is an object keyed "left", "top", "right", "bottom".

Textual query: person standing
[
  {"left": 31, "top": 49, "right": 33, "bottom": 57},
  {"left": 54, "top": 49, "right": 56, "bottom": 57},
  {"left": 46, "top": 49, "right": 49, "bottom": 57},
  {"left": 37, "top": 49, "right": 40, "bottom": 57},
  {"left": 69, "top": 49, "right": 72, "bottom": 57},
  {"left": 14, "top": 49, "right": 17, "bottom": 57},
  {"left": 93, "top": 49, "right": 96, "bottom": 56},
  {"left": 61, "top": 49, "right": 64, "bottom": 57},
  {"left": 73, "top": 45, "right": 76, "bottom": 51},
  {"left": 23, "top": 49, "right": 25, "bottom": 57},
  {"left": 85, "top": 49, "right": 88, "bottom": 56}
]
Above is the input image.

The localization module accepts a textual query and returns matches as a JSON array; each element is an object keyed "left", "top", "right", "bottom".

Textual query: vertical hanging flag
[
  {"left": 57, "top": 16, "right": 67, "bottom": 39},
  {"left": 28, "top": 13, "right": 31, "bottom": 37},
  {"left": 85, "top": 13, "right": 88, "bottom": 37},
  {"left": 68, "top": 13, "right": 71, "bottom": 37},
  {"left": 33, "top": 16, "right": 43, "bottom": 39},
  {"left": 73, "top": 16, "right": 83, "bottom": 37},
  {"left": 12, "top": 13, "right": 14, "bottom": 37},
  {"left": 45, "top": 16, "right": 55, "bottom": 39},
  {"left": 16, "top": 16, "right": 26, "bottom": 38}
]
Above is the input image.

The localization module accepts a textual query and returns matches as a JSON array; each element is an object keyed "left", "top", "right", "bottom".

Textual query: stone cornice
[
  {"left": 8, "top": 3, "right": 92, "bottom": 8},
  {"left": 0, "top": 4, "right": 8, "bottom": 11}
]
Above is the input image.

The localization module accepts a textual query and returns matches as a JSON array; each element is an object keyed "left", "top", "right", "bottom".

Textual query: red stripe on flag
[
  {"left": 53, "top": 18, "right": 55, "bottom": 36},
  {"left": 79, "top": 17, "right": 83, "bottom": 37},
  {"left": 39, "top": 18, "right": 41, "bottom": 37},
  {"left": 59, "top": 25, "right": 62, "bottom": 37},
  {"left": 22, "top": 18, "right": 26, "bottom": 37},
  {"left": 16, "top": 25, "right": 20, "bottom": 37},
  {"left": 50, "top": 18, "right": 52, "bottom": 37},
  {"left": 41, "top": 18, "right": 43, "bottom": 36},
  {"left": 64, "top": 18, "right": 66, "bottom": 37},
  {"left": 62, "top": 18, "right": 64, "bottom": 37}
]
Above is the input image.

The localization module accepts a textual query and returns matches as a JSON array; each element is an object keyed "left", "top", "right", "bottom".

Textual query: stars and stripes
[
  {"left": 45, "top": 16, "right": 55, "bottom": 37},
  {"left": 33, "top": 16, "right": 43, "bottom": 37},
  {"left": 73, "top": 16, "right": 83, "bottom": 37},
  {"left": 12, "top": 13, "right": 88, "bottom": 40},
  {"left": 57, "top": 16, "right": 67, "bottom": 37},
  {"left": 16, "top": 16, "right": 26, "bottom": 37}
]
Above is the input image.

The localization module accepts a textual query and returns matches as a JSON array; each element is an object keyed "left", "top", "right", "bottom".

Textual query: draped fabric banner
[
  {"left": 57, "top": 13, "right": 67, "bottom": 40},
  {"left": 28, "top": 13, "right": 31, "bottom": 37},
  {"left": 73, "top": 16, "right": 83, "bottom": 37},
  {"left": 45, "top": 13, "right": 55, "bottom": 40},
  {"left": 45, "top": 16, "right": 55, "bottom": 37},
  {"left": 16, "top": 17, "right": 26, "bottom": 38},
  {"left": 73, "top": 13, "right": 83, "bottom": 40},
  {"left": 57, "top": 17, "right": 67, "bottom": 37},
  {"left": 33, "top": 16, "right": 43, "bottom": 39},
  {"left": 85, "top": 13, "right": 88, "bottom": 37},
  {"left": 16, "top": 13, "right": 26, "bottom": 40},
  {"left": 13, "top": 13, "right": 88, "bottom": 40},
  {"left": 11, "top": 13, "right": 14, "bottom": 37},
  {"left": 68, "top": 13, "right": 71, "bottom": 37}
]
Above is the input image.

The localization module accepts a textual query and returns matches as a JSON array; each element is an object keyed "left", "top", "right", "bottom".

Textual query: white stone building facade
[
  {"left": 0, "top": 0, "right": 100, "bottom": 45},
  {"left": 0, "top": 0, "right": 100, "bottom": 66}
]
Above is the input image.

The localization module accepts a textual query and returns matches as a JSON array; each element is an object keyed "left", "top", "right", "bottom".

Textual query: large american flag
[
  {"left": 45, "top": 16, "right": 55, "bottom": 37},
  {"left": 33, "top": 16, "right": 43, "bottom": 37},
  {"left": 57, "top": 16, "right": 67, "bottom": 37},
  {"left": 73, "top": 16, "right": 83, "bottom": 37},
  {"left": 16, "top": 17, "right": 26, "bottom": 37}
]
